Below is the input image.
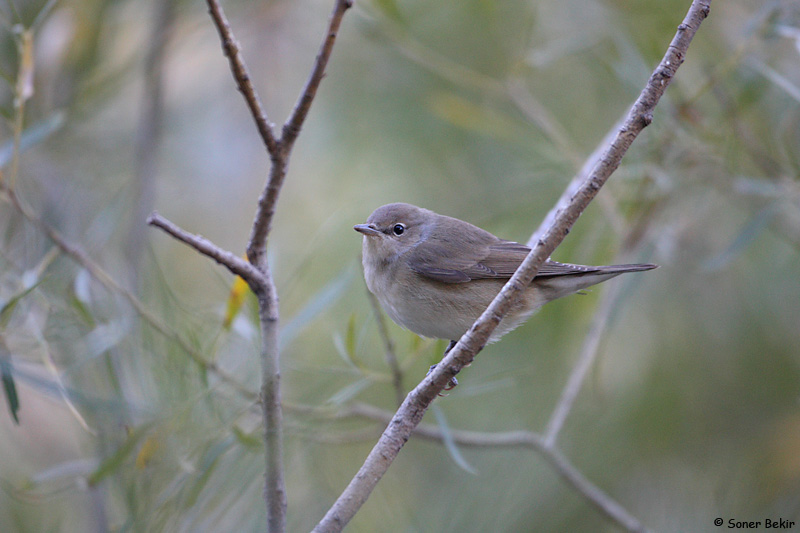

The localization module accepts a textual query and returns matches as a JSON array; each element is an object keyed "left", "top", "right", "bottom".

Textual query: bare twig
[
  {"left": 282, "top": 0, "right": 353, "bottom": 149},
  {"left": 206, "top": 0, "right": 278, "bottom": 155},
  {"left": 542, "top": 199, "right": 660, "bottom": 447},
  {"left": 146, "top": 212, "right": 265, "bottom": 291},
  {"left": 366, "top": 289, "right": 404, "bottom": 406},
  {"left": 313, "top": 2, "right": 710, "bottom": 531},
  {"left": 543, "top": 272, "right": 627, "bottom": 447},
  {"left": 1, "top": 186, "right": 256, "bottom": 401},
  {"left": 246, "top": 0, "right": 353, "bottom": 269}
]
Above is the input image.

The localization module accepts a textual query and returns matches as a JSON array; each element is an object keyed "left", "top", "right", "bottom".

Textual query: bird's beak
[{"left": 354, "top": 223, "right": 381, "bottom": 237}]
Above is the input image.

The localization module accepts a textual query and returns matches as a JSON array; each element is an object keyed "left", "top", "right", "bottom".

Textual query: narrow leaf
[
  {"left": 0, "top": 112, "right": 65, "bottom": 167},
  {"left": 280, "top": 268, "right": 353, "bottom": 350},
  {"left": 1, "top": 348, "right": 20, "bottom": 424},
  {"left": 326, "top": 378, "right": 371, "bottom": 406},
  {"left": 0, "top": 278, "right": 44, "bottom": 328},
  {"left": 703, "top": 204, "right": 778, "bottom": 272},
  {"left": 433, "top": 405, "right": 477, "bottom": 474},
  {"left": 87, "top": 425, "right": 151, "bottom": 486}
]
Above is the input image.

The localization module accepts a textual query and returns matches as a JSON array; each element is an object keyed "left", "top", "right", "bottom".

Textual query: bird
[{"left": 354, "top": 202, "right": 657, "bottom": 389}]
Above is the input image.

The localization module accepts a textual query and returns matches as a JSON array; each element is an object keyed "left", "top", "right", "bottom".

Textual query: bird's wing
[
  {"left": 409, "top": 234, "right": 657, "bottom": 284},
  {"left": 407, "top": 238, "right": 530, "bottom": 283}
]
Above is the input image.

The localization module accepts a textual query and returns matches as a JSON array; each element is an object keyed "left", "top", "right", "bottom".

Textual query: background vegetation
[{"left": 1, "top": 0, "right": 799, "bottom": 531}]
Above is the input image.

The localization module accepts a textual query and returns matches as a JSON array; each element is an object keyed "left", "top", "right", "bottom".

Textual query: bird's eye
[{"left": 392, "top": 224, "right": 405, "bottom": 236}]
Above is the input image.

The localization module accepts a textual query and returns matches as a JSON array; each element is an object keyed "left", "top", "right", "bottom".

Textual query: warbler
[{"left": 354, "top": 203, "right": 656, "bottom": 386}]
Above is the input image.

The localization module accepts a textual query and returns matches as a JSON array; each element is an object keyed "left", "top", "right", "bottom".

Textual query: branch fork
[{"left": 148, "top": 2, "right": 353, "bottom": 532}]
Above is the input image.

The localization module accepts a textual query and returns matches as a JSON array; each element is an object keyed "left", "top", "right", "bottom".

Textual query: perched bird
[{"left": 354, "top": 202, "right": 657, "bottom": 388}]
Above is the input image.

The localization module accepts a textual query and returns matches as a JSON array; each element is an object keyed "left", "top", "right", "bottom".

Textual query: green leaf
[
  {"left": 1, "top": 347, "right": 19, "bottom": 424},
  {"left": 0, "top": 111, "right": 65, "bottom": 168},
  {"left": 280, "top": 268, "right": 354, "bottom": 350},
  {"left": 433, "top": 405, "right": 477, "bottom": 474},
  {"left": 0, "top": 278, "right": 44, "bottom": 328},
  {"left": 87, "top": 425, "right": 152, "bottom": 486},
  {"left": 345, "top": 312, "right": 357, "bottom": 362},
  {"left": 332, "top": 314, "right": 367, "bottom": 371},
  {"left": 426, "top": 91, "right": 528, "bottom": 141},
  {"left": 231, "top": 425, "right": 261, "bottom": 450},
  {"left": 703, "top": 204, "right": 778, "bottom": 272},
  {"left": 372, "top": 0, "right": 403, "bottom": 21},
  {"left": 326, "top": 378, "right": 371, "bottom": 406},
  {"left": 183, "top": 436, "right": 235, "bottom": 508}
]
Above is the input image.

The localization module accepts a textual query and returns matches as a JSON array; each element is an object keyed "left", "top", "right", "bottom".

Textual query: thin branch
[
  {"left": 342, "top": 403, "right": 650, "bottom": 533},
  {"left": 543, "top": 272, "right": 627, "bottom": 448},
  {"left": 314, "top": 2, "right": 711, "bottom": 531},
  {"left": 366, "top": 289, "right": 404, "bottom": 407},
  {"left": 543, "top": 202, "right": 660, "bottom": 447},
  {"left": 528, "top": 114, "right": 628, "bottom": 248},
  {"left": 246, "top": 0, "right": 353, "bottom": 268},
  {"left": 282, "top": 0, "right": 353, "bottom": 149},
  {"left": 206, "top": 0, "right": 279, "bottom": 155},
  {"left": 127, "top": 0, "right": 175, "bottom": 290},
  {"left": 1, "top": 186, "right": 257, "bottom": 402},
  {"left": 146, "top": 212, "right": 265, "bottom": 292}
]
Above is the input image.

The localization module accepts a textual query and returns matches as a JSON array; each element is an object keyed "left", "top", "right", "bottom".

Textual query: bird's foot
[{"left": 428, "top": 363, "right": 458, "bottom": 394}]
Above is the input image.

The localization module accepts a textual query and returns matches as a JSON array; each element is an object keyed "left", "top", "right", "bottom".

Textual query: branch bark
[
  {"left": 313, "top": 2, "right": 711, "bottom": 531},
  {"left": 206, "top": 0, "right": 279, "bottom": 155}
]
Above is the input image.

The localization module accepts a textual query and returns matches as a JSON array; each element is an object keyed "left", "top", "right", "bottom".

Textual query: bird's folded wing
[
  {"left": 408, "top": 239, "right": 530, "bottom": 283},
  {"left": 408, "top": 238, "right": 655, "bottom": 284}
]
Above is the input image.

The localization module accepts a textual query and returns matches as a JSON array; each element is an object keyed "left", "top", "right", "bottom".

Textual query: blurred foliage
[{"left": 1, "top": 0, "right": 799, "bottom": 531}]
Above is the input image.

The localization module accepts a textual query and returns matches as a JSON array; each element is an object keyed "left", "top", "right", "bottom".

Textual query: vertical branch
[
  {"left": 257, "top": 268, "right": 287, "bottom": 533},
  {"left": 200, "top": 1, "right": 353, "bottom": 531},
  {"left": 127, "top": 0, "right": 175, "bottom": 290},
  {"left": 367, "top": 289, "right": 404, "bottom": 406}
]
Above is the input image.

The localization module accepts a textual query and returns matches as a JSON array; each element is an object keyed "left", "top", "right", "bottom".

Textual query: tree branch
[
  {"left": 1, "top": 186, "right": 256, "bottom": 401},
  {"left": 543, "top": 267, "right": 629, "bottom": 447},
  {"left": 343, "top": 403, "right": 651, "bottom": 532},
  {"left": 366, "top": 289, "right": 404, "bottom": 407},
  {"left": 146, "top": 211, "right": 265, "bottom": 292},
  {"left": 246, "top": 0, "right": 353, "bottom": 269},
  {"left": 184, "top": 2, "right": 352, "bottom": 531},
  {"left": 206, "top": 0, "right": 279, "bottom": 155},
  {"left": 281, "top": 0, "right": 353, "bottom": 150},
  {"left": 314, "top": 2, "right": 711, "bottom": 531}
]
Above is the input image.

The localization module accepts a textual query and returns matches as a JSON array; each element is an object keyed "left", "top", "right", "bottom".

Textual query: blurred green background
[{"left": 1, "top": 0, "right": 799, "bottom": 531}]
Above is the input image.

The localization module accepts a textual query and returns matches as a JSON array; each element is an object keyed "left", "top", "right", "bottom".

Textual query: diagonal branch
[
  {"left": 2, "top": 185, "right": 256, "bottom": 401},
  {"left": 247, "top": 0, "right": 353, "bottom": 269},
  {"left": 147, "top": 211, "right": 265, "bottom": 292},
  {"left": 282, "top": 0, "right": 353, "bottom": 150},
  {"left": 206, "top": 0, "right": 279, "bottom": 155},
  {"left": 343, "top": 403, "right": 650, "bottom": 532},
  {"left": 313, "top": 1, "right": 711, "bottom": 531}
]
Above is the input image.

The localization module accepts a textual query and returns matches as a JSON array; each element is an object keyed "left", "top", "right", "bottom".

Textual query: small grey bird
[{"left": 354, "top": 203, "right": 657, "bottom": 387}]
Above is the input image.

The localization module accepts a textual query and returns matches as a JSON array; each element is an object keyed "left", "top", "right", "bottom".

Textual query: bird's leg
[{"left": 427, "top": 340, "right": 459, "bottom": 392}]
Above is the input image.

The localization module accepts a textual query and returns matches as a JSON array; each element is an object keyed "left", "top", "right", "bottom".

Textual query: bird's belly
[{"left": 376, "top": 278, "right": 546, "bottom": 342}]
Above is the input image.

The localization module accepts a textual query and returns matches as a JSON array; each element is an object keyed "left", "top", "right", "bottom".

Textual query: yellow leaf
[
  {"left": 135, "top": 436, "right": 159, "bottom": 469},
  {"left": 223, "top": 256, "right": 252, "bottom": 329}
]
